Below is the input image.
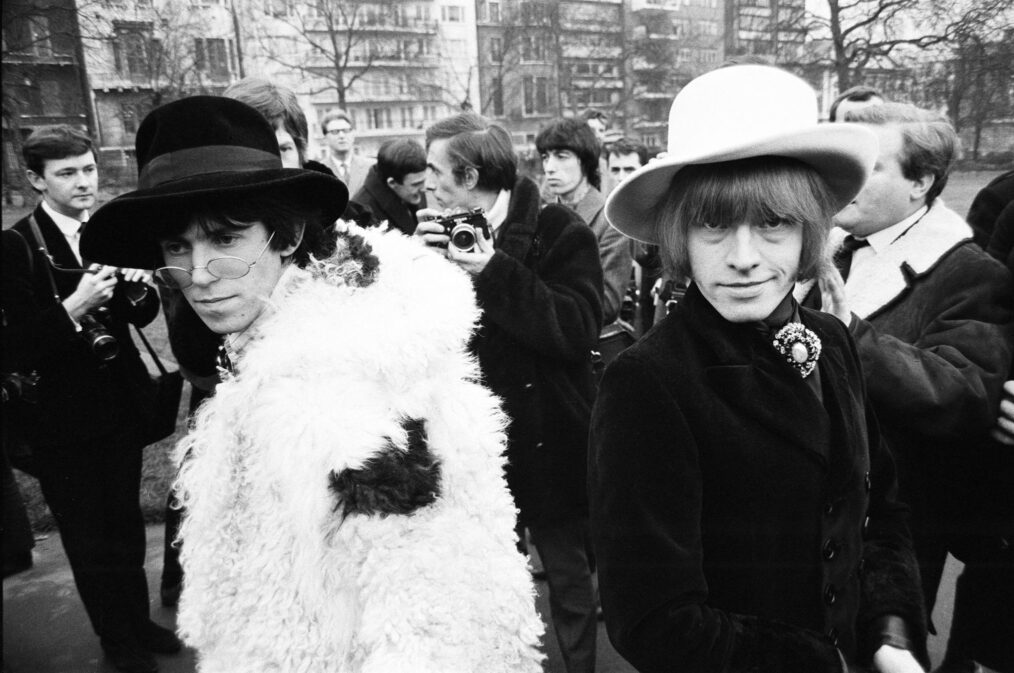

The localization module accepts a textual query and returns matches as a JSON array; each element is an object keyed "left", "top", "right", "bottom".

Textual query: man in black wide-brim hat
[{"left": 81, "top": 97, "right": 545, "bottom": 672}]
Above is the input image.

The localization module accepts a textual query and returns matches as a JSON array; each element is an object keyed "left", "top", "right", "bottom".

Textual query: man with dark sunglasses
[{"left": 3, "top": 125, "right": 176, "bottom": 673}]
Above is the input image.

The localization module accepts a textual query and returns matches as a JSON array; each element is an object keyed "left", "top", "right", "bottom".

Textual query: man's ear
[
  {"left": 281, "top": 223, "right": 304, "bottom": 258},
  {"left": 461, "top": 166, "right": 480, "bottom": 191},
  {"left": 386, "top": 176, "right": 400, "bottom": 191},
  {"left": 25, "top": 170, "right": 46, "bottom": 194},
  {"left": 910, "top": 172, "right": 934, "bottom": 203}
]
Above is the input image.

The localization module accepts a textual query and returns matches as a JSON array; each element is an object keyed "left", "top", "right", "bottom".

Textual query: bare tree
[
  {"left": 785, "top": 0, "right": 1011, "bottom": 90},
  {"left": 250, "top": 0, "right": 407, "bottom": 108}
]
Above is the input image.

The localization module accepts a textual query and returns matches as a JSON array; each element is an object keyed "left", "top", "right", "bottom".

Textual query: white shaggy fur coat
[{"left": 173, "top": 227, "right": 544, "bottom": 673}]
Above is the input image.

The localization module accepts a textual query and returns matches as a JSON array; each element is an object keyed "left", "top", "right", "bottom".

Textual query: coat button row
[
  {"left": 824, "top": 583, "right": 837, "bottom": 606},
  {"left": 827, "top": 627, "right": 840, "bottom": 648},
  {"left": 822, "top": 538, "right": 839, "bottom": 561}
]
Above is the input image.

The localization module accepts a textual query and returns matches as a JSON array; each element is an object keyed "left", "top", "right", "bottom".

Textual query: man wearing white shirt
[
  {"left": 320, "top": 109, "right": 372, "bottom": 195},
  {"left": 808, "top": 104, "right": 1013, "bottom": 643},
  {"left": 3, "top": 126, "right": 175, "bottom": 673}
]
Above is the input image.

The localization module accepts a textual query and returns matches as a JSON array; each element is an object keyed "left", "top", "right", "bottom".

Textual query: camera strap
[
  {"left": 133, "top": 324, "right": 170, "bottom": 377},
  {"left": 25, "top": 213, "right": 62, "bottom": 305}
]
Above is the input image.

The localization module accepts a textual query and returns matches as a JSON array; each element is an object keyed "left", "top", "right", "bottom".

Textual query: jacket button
[
  {"left": 827, "top": 627, "right": 840, "bottom": 648},
  {"left": 864, "top": 471, "right": 872, "bottom": 493},
  {"left": 824, "top": 583, "right": 837, "bottom": 606},
  {"left": 524, "top": 382, "right": 534, "bottom": 390},
  {"left": 822, "top": 538, "right": 839, "bottom": 561},
  {"left": 857, "top": 557, "right": 866, "bottom": 576},
  {"left": 824, "top": 501, "right": 835, "bottom": 517},
  {"left": 535, "top": 442, "right": 544, "bottom": 449},
  {"left": 862, "top": 515, "right": 870, "bottom": 538}
]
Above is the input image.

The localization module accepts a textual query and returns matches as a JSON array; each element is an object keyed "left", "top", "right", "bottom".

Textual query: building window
[
  {"left": 10, "top": 14, "right": 54, "bottom": 57},
  {"left": 366, "top": 107, "right": 392, "bottom": 129},
  {"left": 441, "top": 5, "right": 464, "bottom": 22},
  {"left": 521, "top": 34, "right": 549, "bottom": 62},
  {"left": 489, "top": 37, "right": 503, "bottom": 63},
  {"left": 523, "top": 76, "right": 549, "bottom": 116},
  {"left": 491, "top": 76, "right": 504, "bottom": 116},
  {"left": 400, "top": 106, "right": 416, "bottom": 128},
  {"left": 520, "top": 2, "right": 550, "bottom": 24},
  {"left": 113, "top": 26, "right": 154, "bottom": 78},
  {"left": 195, "top": 38, "right": 230, "bottom": 77}
]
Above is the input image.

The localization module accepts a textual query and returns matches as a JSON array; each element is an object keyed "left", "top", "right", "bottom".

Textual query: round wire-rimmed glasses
[{"left": 154, "top": 232, "right": 276, "bottom": 290}]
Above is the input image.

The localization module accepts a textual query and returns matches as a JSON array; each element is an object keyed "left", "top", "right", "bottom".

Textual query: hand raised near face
[{"left": 63, "top": 264, "right": 118, "bottom": 321}]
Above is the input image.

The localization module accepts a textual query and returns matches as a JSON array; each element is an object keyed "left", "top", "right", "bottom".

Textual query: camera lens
[{"left": 450, "top": 223, "right": 477, "bottom": 252}]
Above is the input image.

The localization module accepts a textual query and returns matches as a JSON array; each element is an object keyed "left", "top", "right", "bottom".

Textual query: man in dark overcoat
[
  {"left": 414, "top": 112, "right": 603, "bottom": 673},
  {"left": 352, "top": 138, "right": 427, "bottom": 235},
  {"left": 2, "top": 125, "right": 179, "bottom": 673},
  {"left": 810, "top": 103, "right": 1014, "bottom": 625}
]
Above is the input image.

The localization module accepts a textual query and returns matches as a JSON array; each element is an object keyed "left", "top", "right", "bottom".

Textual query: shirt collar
[
  {"left": 862, "top": 205, "right": 929, "bottom": 255},
  {"left": 41, "top": 200, "right": 88, "bottom": 237},
  {"left": 485, "top": 189, "right": 511, "bottom": 234}
]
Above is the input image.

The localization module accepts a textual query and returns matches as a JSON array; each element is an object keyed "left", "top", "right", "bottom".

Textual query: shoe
[
  {"left": 135, "top": 620, "right": 182, "bottom": 655},
  {"left": 159, "top": 581, "right": 181, "bottom": 608},
  {"left": 102, "top": 637, "right": 158, "bottom": 673}
]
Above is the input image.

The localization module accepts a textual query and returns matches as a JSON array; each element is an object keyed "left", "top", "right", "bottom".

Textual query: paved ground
[
  {"left": 2, "top": 524, "right": 638, "bottom": 673},
  {"left": 3, "top": 523, "right": 963, "bottom": 672}
]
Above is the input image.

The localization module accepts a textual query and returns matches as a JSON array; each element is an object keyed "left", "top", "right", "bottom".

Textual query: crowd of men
[{"left": 2, "top": 72, "right": 1012, "bottom": 673}]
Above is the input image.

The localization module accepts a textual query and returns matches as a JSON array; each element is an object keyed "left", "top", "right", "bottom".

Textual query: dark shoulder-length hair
[
  {"left": 154, "top": 191, "right": 333, "bottom": 268},
  {"left": 535, "top": 118, "right": 602, "bottom": 190},
  {"left": 654, "top": 156, "right": 838, "bottom": 282}
]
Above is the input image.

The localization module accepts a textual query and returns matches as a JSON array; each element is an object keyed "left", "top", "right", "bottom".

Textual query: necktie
[
  {"left": 834, "top": 235, "right": 870, "bottom": 282},
  {"left": 337, "top": 162, "right": 348, "bottom": 183}
]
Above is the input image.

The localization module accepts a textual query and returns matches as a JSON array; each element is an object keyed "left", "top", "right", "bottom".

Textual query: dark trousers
[
  {"left": 34, "top": 428, "right": 149, "bottom": 642},
  {"left": 947, "top": 559, "right": 1014, "bottom": 670},
  {"left": 529, "top": 518, "right": 597, "bottom": 673}
]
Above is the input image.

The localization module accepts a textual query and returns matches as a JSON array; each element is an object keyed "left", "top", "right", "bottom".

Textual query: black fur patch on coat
[{"left": 329, "top": 419, "right": 441, "bottom": 520}]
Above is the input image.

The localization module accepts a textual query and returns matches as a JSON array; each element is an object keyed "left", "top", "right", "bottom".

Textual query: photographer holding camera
[
  {"left": 2, "top": 126, "right": 178, "bottom": 673},
  {"left": 415, "top": 112, "right": 603, "bottom": 673}
]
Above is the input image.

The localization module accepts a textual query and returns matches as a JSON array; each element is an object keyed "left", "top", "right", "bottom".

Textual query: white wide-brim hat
[{"left": 605, "top": 65, "right": 878, "bottom": 244}]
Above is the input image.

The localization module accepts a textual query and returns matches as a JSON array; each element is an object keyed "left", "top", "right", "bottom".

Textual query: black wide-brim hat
[{"left": 82, "top": 96, "right": 349, "bottom": 269}]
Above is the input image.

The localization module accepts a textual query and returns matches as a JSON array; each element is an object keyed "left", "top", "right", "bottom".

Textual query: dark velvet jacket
[
  {"left": 473, "top": 176, "right": 603, "bottom": 526},
  {"left": 3, "top": 205, "right": 159, "bottom": 449},
  {"left": 351, "top": 165, "right": 424, "bottom": 236},
  {"left": 590, "top": 283, "right": 927, "bottom": 673}
]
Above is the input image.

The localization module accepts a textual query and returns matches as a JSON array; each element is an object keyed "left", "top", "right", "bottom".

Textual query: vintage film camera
[
  {"left": 432, "top": 209, "right": 491, "bottom": 253},
  {"left": 79, "top": 275, "right": 158, "bottom": 362}
]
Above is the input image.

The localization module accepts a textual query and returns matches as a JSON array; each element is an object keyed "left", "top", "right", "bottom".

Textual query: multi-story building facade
[
  {"left": 245, "top": 0, "right": 480, "bottom": 161},
  {"left": 78, "top": 0, "right": 239, "bottom": 180},
  {"left": 476, "top": 0, "right": 625, "bottom": 153},
  {"left": 626, "top": 0, "right": 724, "bottom": 149},
  {"left": 2, "top": 0, "right": 92, "bottom": 200},
  {"left": 724, "top": 0, "right": 805, "bottom": 62}
]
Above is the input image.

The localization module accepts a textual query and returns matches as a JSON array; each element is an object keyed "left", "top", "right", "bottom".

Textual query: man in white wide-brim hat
[{"left": 590, "top": 65, "right": 929, "bottom": 673}]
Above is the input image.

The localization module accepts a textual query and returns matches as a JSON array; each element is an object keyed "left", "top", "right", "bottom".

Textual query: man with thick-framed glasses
[
  {"left": 3, "top": 124, "right": 176, "bottom": 673},
  {"left": 320, "top": 109, "right": 372, "bottom": 195}
]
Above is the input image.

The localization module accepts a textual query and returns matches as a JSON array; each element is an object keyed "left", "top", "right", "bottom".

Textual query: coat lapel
[
  {"left": 30, "top": 206, "right": 83, "bottom": 299},
  {"left": 839, "top": 201, "right": 971, "bottom": 319},
  {"left": 683, "top": 285, "right": 830, "bottom": 467}
]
